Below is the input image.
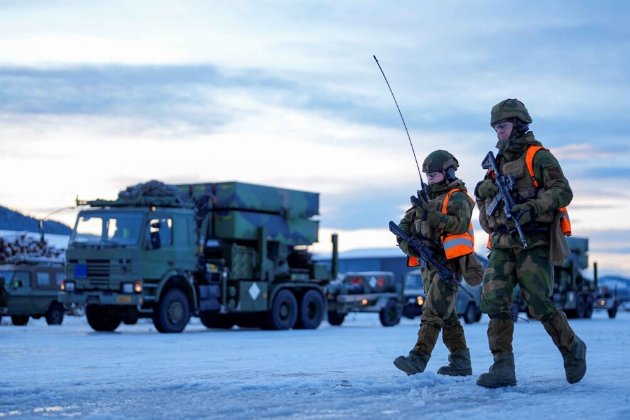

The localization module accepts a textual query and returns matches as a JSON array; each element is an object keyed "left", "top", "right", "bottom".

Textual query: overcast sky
[{"left": 1, "top": 1, "right": 629, "bottom": 275}]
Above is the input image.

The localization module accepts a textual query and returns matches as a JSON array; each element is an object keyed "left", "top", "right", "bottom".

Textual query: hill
[{"left": 0, "top": 205, "right": 72, "bottom": 235}]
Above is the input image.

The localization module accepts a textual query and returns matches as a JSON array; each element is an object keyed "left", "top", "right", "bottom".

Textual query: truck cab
[{"left": 62, "top": 204, "right": 210, "bottom": 332}]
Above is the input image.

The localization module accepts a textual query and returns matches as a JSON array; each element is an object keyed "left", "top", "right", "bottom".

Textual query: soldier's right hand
[{"left": 475, "top": 179, "right": 499, "bottom": 200}]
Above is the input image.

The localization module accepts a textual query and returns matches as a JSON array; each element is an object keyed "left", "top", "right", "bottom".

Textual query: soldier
[
  {"left": 394, "top": 150, "right": 483, "bottom": 376},
  {"left": 475, "top": 98, "right": 587, "bottom": 387}
]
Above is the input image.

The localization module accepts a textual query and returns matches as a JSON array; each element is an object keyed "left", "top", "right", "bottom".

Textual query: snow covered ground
[{"left": 2, "top": 310, "right": 629, "bottom": 419}]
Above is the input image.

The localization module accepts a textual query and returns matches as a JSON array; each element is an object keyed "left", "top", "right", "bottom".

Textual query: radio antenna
[{"left": 373, "top": 55, "right": 426, "bottom": 189}]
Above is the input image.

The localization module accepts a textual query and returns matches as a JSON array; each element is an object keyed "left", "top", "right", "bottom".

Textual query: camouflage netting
[
  {"left": 0, "top": 234, "right": 64, "bottom": 264},
  {"left": 118, "top": 180, "right": 181, "bottom": 201}
]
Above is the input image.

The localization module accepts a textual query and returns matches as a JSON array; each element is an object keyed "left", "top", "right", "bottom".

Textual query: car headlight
[
  {"left": 134, "top": 280, "right": 143, "bottom": 293},
  {"left": 417, "top": 296, "right": 424, "bottom": 306},
  {"left": 64, "top": 281, "right": 76, "bottom": 292}
]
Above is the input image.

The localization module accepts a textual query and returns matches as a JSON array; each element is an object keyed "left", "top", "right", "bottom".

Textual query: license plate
[{"left": 116, "top": 295, "right": 132, "bottom": 303}]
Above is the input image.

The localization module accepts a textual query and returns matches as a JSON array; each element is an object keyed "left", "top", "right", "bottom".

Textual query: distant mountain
[
  {"left": 599, "top": 275, "right": 630, "bottom": 284},
  {"left": 0, "top": 205, "right": 72, "bottom": 235}
]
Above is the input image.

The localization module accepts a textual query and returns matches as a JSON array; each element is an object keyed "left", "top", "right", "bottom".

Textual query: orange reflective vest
[
  {"left": 486, "top": 145, "right": 573, "bottom": 249},
  {"left": 406, "top": 188, "right": 475, "bottom": 267},
  {"left": 441, "top": 188, "right": 476, "bottom": 259},
  {"left": 525, "top": 145, "right": 572, "bottom": 236}
]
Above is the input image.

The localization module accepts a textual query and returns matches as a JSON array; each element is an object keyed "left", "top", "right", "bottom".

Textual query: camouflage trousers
[
  {"left": 411, "top": 267, "right": 468, "bottom": 356},
  {"left": 481, "top": 245, "right": 557, "bottom": 320}
]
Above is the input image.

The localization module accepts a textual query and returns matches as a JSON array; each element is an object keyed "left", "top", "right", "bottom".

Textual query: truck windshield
[{"left": 71, "top": 211, "right": 144, "bottom": 246}]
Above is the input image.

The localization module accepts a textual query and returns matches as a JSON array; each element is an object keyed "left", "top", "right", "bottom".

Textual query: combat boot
[
  {"left": 394, "top": 352, "right": 430, "bottom": 375},
  {"left": 541, "top": 311, "right": 587, "bottom": 384},
  {"left": 476, "top": 353, "right": 517, "bottom": 388},
  {"left": 477, "top": 317, "right": 516, "bottom": 388},
  {"left": 437, "top": 349, "right": 472, "bottom": 376}
]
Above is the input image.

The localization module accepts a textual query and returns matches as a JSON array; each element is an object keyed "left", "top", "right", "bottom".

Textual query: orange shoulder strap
[
  {"left": 441, "top": 188, "right": 474, "bottom": 214},
  {"left": 525, "top": 145, "right": 545, "bottom": 188}
]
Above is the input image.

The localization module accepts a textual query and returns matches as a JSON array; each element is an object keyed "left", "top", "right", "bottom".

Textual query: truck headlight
[
  {"left": 122, "top": 283, "right": 134, "bottom": 294},
  {"left": 63, "top": 281, "right": 76, "bottom": 292}
]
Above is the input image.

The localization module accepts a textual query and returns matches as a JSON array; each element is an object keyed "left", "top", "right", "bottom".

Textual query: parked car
[
  {"left": 326, "top": 271, "right": 403, "bottom": 327},
  {"left": 401, "top": 269, "right": 482, "bottom": 324},
  {"left": 0, "top": 257, "right": 67, "bottom": 326}
]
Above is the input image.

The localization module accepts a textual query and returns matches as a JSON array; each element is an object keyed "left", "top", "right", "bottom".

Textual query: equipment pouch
[
  {"left": 550, "top": 211, "right": 570, "bottom": 265},
  {"left": 458, "top": 253, "right": 484, "bottom": 286}
]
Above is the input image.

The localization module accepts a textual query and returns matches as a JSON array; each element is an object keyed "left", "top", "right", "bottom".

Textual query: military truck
[
  {"left": 512, "top": 237, "right": 597, "bottom": 320},
  {"left": 0, "top": 256, "right": 66, "bottom": 326},
  {"left": 60, "top": 181, "right": 337, "bottom": 333},
  {"left": 326, "top": 271, "right": 403, "bottom": 327},
  {"left": 593, "top": 272, "right": 628, "bottom": 318}
]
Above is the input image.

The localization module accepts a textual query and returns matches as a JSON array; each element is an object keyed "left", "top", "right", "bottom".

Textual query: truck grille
[{"left": 87, "top": 260, "right": 111, "bottom": 285}]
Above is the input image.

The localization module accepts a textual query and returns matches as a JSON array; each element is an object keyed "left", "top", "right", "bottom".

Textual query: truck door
[
  {"left": 144, "top": 215, "right": 178, "bottom": 279},
  {"left": 31, "top": 270, "right": 54, "bottom": 314},
  {"left": 7, "top": 271, "right": 32, "bottom": 314}
]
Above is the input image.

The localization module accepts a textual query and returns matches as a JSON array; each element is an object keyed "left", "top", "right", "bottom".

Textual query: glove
[
  {"left": 397, "top": 238, "right": 418, "bottom": 257},
  {"left": 410, "top": 189, "right": 429, "bottom": 210},
  {"left": 511, "top": 201, "right": 538, "bottom": 226},
  {"left": 475, "top": 179, "right": 498, "bottom": 200}
]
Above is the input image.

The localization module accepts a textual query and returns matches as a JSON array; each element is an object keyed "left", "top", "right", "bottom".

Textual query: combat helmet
[
  {"left": 490, "top": 98, "right": 532, "bottom": 126},
  {"left": 422, "top": 150, "right": 459, "bottom": 178}
]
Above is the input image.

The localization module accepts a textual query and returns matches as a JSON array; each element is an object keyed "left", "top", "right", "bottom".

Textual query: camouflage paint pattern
[
  {"left": 176, "top": 181, "right": 319, "bottom": 218},
  {"left": 177, "top": 182, "right": 320, "bottom": 246},
  {"left": 481, "top": 245, "right": 557, "bottom": 320},
  {"left": 213, "top": 210, "right": 318, "bottom": 245}
]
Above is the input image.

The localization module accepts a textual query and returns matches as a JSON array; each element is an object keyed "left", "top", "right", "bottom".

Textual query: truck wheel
[
  {"left": 379, "top": 299, "right": 402, "bottom": 327},
  {"left": 153, "top": 288, "right": 191, "bottom": 333},
  {"left": 295, "top": 290, "right": 324, "bottom": 329},
  {"left": 265, "top": 289, "right": 297, "bottom": 330},
  {"left": 200, "top": 312, "right": 235, "bottom": 329},
  {"left": 45, "top": 303, "right": 64, "bottom": 325},
  {"left": 86, "top": 305, "right": 121, "bottom": 332},
  {"left": 608, "top": 303, "right": 618, "bottom": 319},
  {"left": 327, "top": 311, "right": 345, "bottom": 326},
  {"left": 11, "top": 315, "right": 29, "bottom": 326},
  {"left": 463, "top": 302, "right": 477, "bottom": 324}
]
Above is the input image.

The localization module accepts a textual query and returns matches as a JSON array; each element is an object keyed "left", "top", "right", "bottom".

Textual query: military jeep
[
  {"left": 326, "top": 271, "right": 403, "bottom": 327},
  {"left": 0, "top": 257, "right": 66, "bottom": 326}
]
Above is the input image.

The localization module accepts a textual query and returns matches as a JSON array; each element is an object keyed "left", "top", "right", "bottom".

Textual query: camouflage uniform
[
  {"left": 394, "top": 151, "right": 483, "bottom": 376},
  {"left": 475, "top": 99, "right": 587, "bottom": 387}
]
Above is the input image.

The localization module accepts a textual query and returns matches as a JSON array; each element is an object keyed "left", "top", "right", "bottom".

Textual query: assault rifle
[
  {"left": 481, "top": 151, "right": 529, "bottom": 248},
  {"left": 389, "top": 221, "right": 458, "bottom": 284}
]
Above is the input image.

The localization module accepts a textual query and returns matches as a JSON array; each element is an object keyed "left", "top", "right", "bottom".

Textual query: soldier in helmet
[
  {"left": 394, "top": 150, "right": 483, "bottom": 376},
  {"left": 475, "top": 98, "right": 587, "bottom": 387}
]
